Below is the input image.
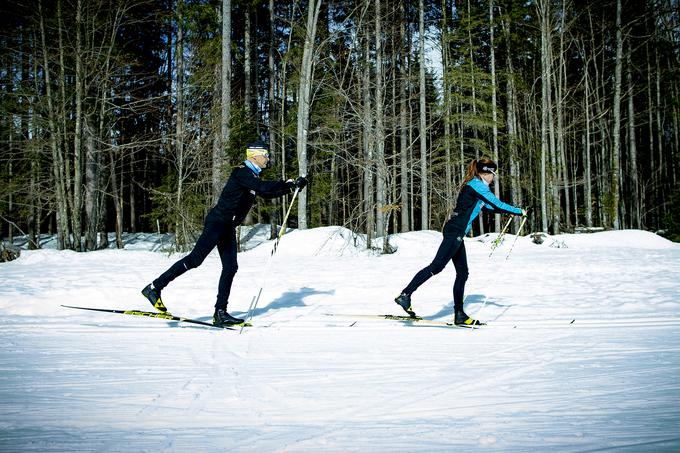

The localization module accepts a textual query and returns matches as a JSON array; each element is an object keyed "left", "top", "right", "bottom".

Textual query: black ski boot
[
  {"left": 142, "top": 283, "right": 168, "bottom": 312},
  {"left": 454, "top": 309, "right": 484, "bottom": 326},
  {"left": 394, "top": 293, "right": 417, "bottom": 318},
  {"left": 213, "top": 308, "right": 245, "bottom": 326}
]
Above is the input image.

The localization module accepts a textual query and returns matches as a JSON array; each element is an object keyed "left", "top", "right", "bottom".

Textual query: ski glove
[
  {"left": 284, "top": 179, "right": 295, "bottom": 192},
  {"left": 294, "top": 176, "right": 308, "bottom": 190},
  {"left": 522, "top": 206, "right": 533, "bottom": 217}
]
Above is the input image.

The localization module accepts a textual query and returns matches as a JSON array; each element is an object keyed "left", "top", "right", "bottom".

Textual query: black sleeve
[
  {"left": 234, "top": 168, "right": 293, "bottom": 199},
  {"left": 481, "top": 204, "right": 504, "bottom": 214}
]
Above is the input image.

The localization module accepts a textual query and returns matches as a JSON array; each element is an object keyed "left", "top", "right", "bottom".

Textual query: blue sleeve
[{"left": 468, "top": 179, "right": 523, "bottom": 215}]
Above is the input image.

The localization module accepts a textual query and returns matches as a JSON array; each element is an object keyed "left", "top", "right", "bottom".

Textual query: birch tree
[
  {"left": 38, "top": 0, "right": 69, "bottom": 249},
  {"left": 296, "top": 0, "right": 322, "bottom": 229},
  {"left": 175, "top": 0, "right": 188, "bottom": 245},
  {"left": 611, "top": 0, "right": 623, "bottom": 229},
  {"left": 489, "top": 0, "right": 500, "bottom": 231},
  {"left": 375, "top": 0, "right": 387, "bottom": 238},
  {"left": 538, "top": 0, "right": 551, "bottom": 232},
  {"left": 419, "top": 0, "right": 428, "bottom": 230},
  {"left": 214, "top": 0, "right": 231, "bottom": 202},
  {"left": 627, "top": 42, "right": 640, "bottom": 228},
  {"left": 362, "top": 33, "right": 374, "bottom": 245},
  {"left": 399, "top": 1, "right": 410, "bottom": 232}
]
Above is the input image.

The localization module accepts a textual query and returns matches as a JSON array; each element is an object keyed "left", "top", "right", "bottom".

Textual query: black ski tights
[
  {"left": 401, "top": 231, "right": 469, "bottom": 311},
  {"left": 153, "top": 220, "right": 237, "bottom": 310}
]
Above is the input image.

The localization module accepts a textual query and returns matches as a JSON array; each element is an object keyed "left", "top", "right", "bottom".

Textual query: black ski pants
[
  {"left": 402, "top": 228, "right": 469, "bottom": 311},
  {"left": 153, "top": 219, "right": 238, "bottom": 311}
]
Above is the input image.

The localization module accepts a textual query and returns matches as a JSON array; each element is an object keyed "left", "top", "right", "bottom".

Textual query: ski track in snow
[{"left": 1, "top": 228, "right": 680, "bottom": 452}]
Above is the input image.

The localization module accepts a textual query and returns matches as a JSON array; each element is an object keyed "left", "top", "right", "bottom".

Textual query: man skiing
[{"left": 142, "top": 141, "right": 307, "bottom": 326}]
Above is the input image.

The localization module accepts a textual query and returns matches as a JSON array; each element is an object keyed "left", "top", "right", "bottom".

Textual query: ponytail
[{"left": 461, "top": 159, "right": 478, "bottom": 188}]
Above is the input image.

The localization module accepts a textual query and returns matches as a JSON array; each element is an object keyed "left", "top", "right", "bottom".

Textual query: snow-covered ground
[{"left": 1, "top": 227, "right": 679, "bottom": 452}]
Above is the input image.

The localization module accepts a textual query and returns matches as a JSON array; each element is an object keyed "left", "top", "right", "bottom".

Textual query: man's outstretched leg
[{"left": 142, "top": 221, "right": 221, "bottom": 312}]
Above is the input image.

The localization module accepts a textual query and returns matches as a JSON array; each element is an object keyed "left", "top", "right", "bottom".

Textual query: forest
[{"left": 1, "top": 0, "right": 679, "bottom": 252}]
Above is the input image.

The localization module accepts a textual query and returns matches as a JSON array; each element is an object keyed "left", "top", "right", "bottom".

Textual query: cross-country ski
[
  {"left": 324, "top": 313, "right": 483, "bottom": 328},
  {"left": 61, "top": 305, "right": 250, "bottom": 329}
]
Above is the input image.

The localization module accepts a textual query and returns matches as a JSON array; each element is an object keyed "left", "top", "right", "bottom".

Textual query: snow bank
[
  {"left": 384, "top": 230, "right": 444, "bottom": 257},
  {"left": 556, "top": 229, "right": 677, "bottom": 249},
  {"left": 509, "top": 229, "right": 678, "bottom": 251},
  {"left": 256, "top": 226, "right": 377, "bottom": 257}
]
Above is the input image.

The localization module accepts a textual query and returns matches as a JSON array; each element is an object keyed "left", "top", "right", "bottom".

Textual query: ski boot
[
  {"left": 213, "top": 308, "right": 245, "bottom": 327},
  {"left": 454, "top": 309, "right": 484, "bottom": 326},
  {"left": 142, "top": 283, "right": 168, "bottom": 312},
  {"left": 394, "top": 293, "right": 417, "bottom": 318}
]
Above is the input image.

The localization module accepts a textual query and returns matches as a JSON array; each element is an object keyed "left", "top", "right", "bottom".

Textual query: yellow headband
[{"left": 246, "top": 148, "right": 269, "bottom": 158}]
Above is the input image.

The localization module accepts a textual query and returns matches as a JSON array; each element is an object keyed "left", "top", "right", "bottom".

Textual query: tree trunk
[
  {"left": 441, "top": 0, "right": 453, "bottom": 211},
  {"left": 279, "top": 4, "right": 294, "bottom": 222},
  {"left": 268, "top": 0, "right": 278, "bottom": 238},
  {"left": 129, "top": 152, "right": 136, "bottom": 233},
  {"left": 375, "top": 0, "right": 386, "bottom": 240},
  {"left": 390, "top": 13, "right": 398, "bottom": 235},
  {"left": 646, "top": 45, "right": 655, "bottom": 227},
  {"left": 547, "top": 31, "right": 559, "bottom": 234},
  {"left": 583, "top": 48, "right": 593, "bottom": 228},
  {"left": 57, "top": 0, "right": 75, "bottom": 248},
  {"left": 611, "top": 0, "right": 623, "bottom": 229},
  {"left": 489, "top": 0, "right": 500, "bottom": 232},
  {"left": 216, "top": 0, "right": 232, "bottom": 205},
  {"left": 109, "top": 151, "right": 123, "bottom": 249},
  {"left": 538, "top": 0, "right": 550, "bottom": 233},
  {"left": 589, "top": 11, "right": 607, "bottom": 227},
  {"left": 557, "top": 1, "right": 570, "bottom": 230},
  {"left": 627, "top": 44, "right": 640, "bottom": 229},
  {"left": 244, "top": 4, "right": 252, "bottom": 118},
  {"left": 71, "top": 0, "right": 84, "bottom": 250},
  {"left": 39, "top": 0, "right": 69, "bottom": 250},
  {"left": 399, "top": 1, "right": 409, "bottom": 233},
  {"left": 84, "top": 117, "right": 100, "bottom": 251},
  {"left": 468, "top": 0, "right": 482, "bottom": 234},
  {"left": 362, "top": 35, "right": 374, "bottom": 246},
  {"left": 296, "top": 0, "right": 322, "bottom": 229},
  {"left": 212, "top": 64, "right": 222, "bottom": 204},
  {"left": 655, "top": 51, "right": 664, "bottom": 219},
  {"left": 503, "top": 18, "right": 522, "bottom": 231},
  {"left": 8, "top": 121, "right": 13, "bottom": 244},
  {"left": 419, "top": 0, "right": 428, "bottom": 230},
  {"left": 175, "top": 0, "right": 186, "bottom": 245}
]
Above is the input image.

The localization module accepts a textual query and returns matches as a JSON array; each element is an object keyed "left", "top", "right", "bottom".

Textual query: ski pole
[
  {"left": 472, "top": 215, "right": 527, "bottom": 328},
  {"left": 505, "top": 215, "right": 528, "bottom": 260},
  {"left": 489, "top": 216, "right": 514, "bottom": 258},
  {"left": 240, "top": 186, "right": 300, "bottom": 334}
]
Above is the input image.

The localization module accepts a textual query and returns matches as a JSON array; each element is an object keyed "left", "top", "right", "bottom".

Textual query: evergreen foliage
[{"left": 0, "top": 0, "right": 678, "bottom": 249}]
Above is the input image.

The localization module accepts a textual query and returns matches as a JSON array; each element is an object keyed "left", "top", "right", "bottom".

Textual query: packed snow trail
[{"left": 1, "top": 228, "right": 679, "bottom": 451}]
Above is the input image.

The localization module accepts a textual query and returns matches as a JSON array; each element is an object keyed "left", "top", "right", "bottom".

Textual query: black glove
[
  {"left": 522, "top": 206, "right": 533, "bottom": 217},
  {"left": 286, "top": 180, "right": 296, "bottom": 192},
  {"left": 294, "top": 176, "right": 308, "bottom": 190}
]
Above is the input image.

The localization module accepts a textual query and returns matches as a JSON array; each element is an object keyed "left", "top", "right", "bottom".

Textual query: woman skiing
[{"left": 394, "top": 158, "right": 527, "bottom": 326}]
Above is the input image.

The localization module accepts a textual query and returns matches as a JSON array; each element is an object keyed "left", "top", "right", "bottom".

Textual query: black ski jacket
[{"left": 207, "top": 164, "right": 293, "bottom": 226}]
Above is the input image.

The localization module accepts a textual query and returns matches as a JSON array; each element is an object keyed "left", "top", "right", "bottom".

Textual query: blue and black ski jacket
[{"left": 447, "top": 177, "right": 523, "bottom": 235}]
